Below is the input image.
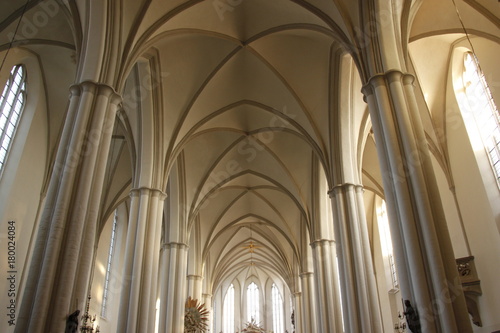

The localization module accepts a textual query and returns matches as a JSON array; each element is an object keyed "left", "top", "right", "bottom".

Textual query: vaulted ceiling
[
  {"left": 121, "top": 0, "right": 348, "bottom": 291},
  {"left": 1, "top": 0, "right": 498, "bottom": 295}
]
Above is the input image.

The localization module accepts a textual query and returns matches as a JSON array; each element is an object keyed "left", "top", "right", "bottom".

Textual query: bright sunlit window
[
  {"left": 223, "top": 284, "right": 235, "bottom": 333},
  {"left": 101, "top": 210, "right": 118, "bottom": 318},
  {"left": 247, "top": 282, "right": 260, "bottom": 323},
  {"left": 0, "top": 64, "right": 26, "bottom": 174},
  {"left": 272, "top": 284, "right": 284, "bottom": 333},
  {"left": 462, "top": 52, "right": 500, "bottom": 187},
  {"left": 377, "top": 200, "right": 398, "bottom": 290},
  {"left": 154, "top": 298, "right": 160, "bottom": 333}
]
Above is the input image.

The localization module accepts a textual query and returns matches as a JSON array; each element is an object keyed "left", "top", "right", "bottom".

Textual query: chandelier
[{"left": 80, "top": 294, "right": 100, "bottom": 333}]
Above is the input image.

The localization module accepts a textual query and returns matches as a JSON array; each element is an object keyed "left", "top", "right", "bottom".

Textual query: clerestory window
[
  {"left": 101, "top": 210, "right": 118, "bottom": 318},
  {"left": 0, "top": 64, "right": 26, "bottom": 175},
  {"left": 462, "top": 52, "right": 500, "bottom": 187},
  {"left": 377, "top": 200, "right": 399, "bottom": 291}
]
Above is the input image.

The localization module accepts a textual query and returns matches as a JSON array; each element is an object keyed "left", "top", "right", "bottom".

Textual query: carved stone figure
[
  {"left": 65, "top": 310, "right": 80, "bottom": 333},
  {"left": 404, "top": 300, "right": 421, "bottom": 333}
]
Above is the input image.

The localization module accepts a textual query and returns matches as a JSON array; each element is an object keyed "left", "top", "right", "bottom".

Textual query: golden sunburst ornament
[
  {"left": 184, "top": 297, "right": 209, "bottom": 333},
  {"left": 241, "top": 317, "right": 266, "bottom": 333}
]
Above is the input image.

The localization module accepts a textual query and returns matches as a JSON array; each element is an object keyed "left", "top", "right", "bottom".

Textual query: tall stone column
[
  {"left": 187, "top": 225, "right": 203, "bottom": 302},
  {"left": 328, "top": 183, "right": 383, "bottom": 333},
  {"left": 292, "top": 291, "right": 302, "bottom": 333},
  {"left": 299, "top": 272, "right": 317, "bottom": 333},
  {"left": 187, "top": 274, "right": 203, "bottom": 301},
  {"left": 15, "top": 82, "right": 120, "bottom": 333},
  {"left": 158, "top": 241, "right": 189, "bottom": 333},
  {"left": 362, "top": 70, "right": 472, "bottom": 332},
  {"left": 117, "top": 187, "right": 166, "bottom": 333},
  {"left": 202, "top": 293, "right": 213, "bottom": 331},
  {"left": 311, "top": 239, "right": 343, "bottom": 332}
]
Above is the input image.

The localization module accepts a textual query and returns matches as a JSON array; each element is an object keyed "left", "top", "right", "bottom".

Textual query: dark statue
[
  {"left": 65, "top": 309, "right": 80, "bottom": 333},
  {"left": 404, "top": 300, "right": 421, "bottom": 333}
]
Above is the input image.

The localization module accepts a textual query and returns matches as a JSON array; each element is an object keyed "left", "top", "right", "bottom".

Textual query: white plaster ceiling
[
  {"left": 1, "top": 0, "right": 498, "bottom": 296},
  {"left": 118, "top": 0, "right": 348, "bottom": 292}
]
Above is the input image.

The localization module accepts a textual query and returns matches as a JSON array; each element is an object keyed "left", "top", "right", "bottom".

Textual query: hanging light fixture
[
  {"left": 241, "top": 224, "right": 262, "bottom": 266},
  {"left": 80, "top": 294, "right": 100, "bottom": 333}
]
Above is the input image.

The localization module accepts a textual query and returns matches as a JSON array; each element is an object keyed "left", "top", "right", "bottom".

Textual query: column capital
[
  {"left": 310, "top": 239, "right": 335, "bottom": 247},
  {"left": 69, "top": 80, "right": 122, "bottom": 104},
  {"left": 161, "top": 241, "right": 188, "bottom": 250},
  {"left": 129, "top": 187, "right": 167, "bottom": 199},
  {"left": 299, "top": 272, "right": 313, "bottom": 278},
  {"left": 187, "top": 274, "right": 203, "bottom": 280},
  {"left": 361, "top": 70, "right": 415, "bottom": 97},
  {"left": 328, "top": 183, "right": 364, "bottom": 198}
]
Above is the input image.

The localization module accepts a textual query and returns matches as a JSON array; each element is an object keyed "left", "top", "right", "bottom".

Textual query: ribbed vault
[
  {"left": 122, "top": 0, "right": 348, "bottom": 297},
  {"left": 2, "top": 0, "right": 499, "bottom": 331}
]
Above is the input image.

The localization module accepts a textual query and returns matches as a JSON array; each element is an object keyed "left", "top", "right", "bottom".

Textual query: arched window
[
  {"left": 247, "top": 282, "right": 260, "bottom": 323},
  {"left": 272, "top": 284, "right": 284, "bottom": 333},
  {"left": 462, "top": 52, "right": 500, "bottom": 187},
  {"left": 101, "top": 210, "right": 119, "bottom": 318},
  {"left": 377, "top": 200, "right": 398, "bottom": 290},
  {"left": 223, "top": 284, "right": 235, "bottom": 333},
  {"left": 0, "top": 64, "right": 26, "bottom": 174}
]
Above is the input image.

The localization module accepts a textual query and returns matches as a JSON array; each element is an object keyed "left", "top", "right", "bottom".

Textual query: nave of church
[{"left": 1, "top": 0, "right": 500, "bottom": 332}]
